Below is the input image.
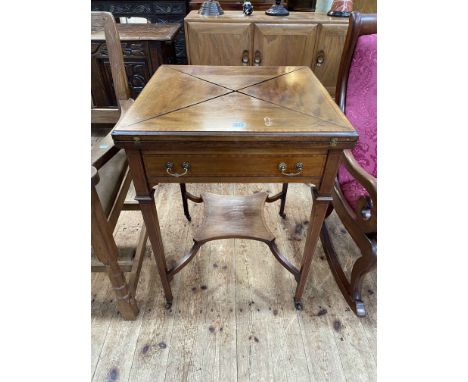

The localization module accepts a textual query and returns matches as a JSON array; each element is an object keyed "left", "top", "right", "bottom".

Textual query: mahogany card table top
[
  {"left": 113, "top": 65, "right": 356, "bottom": 142},
  {"left": 112, "top": 65, "right": 357, "bottom": 311}
]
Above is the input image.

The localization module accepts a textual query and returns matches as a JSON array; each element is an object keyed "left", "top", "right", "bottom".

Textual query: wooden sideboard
[
  {"left": 184, "top": 11, "right": 349, "bottom": 95},
  {"left": 92, "top": 23, "right": 181, "bottom": 107}
]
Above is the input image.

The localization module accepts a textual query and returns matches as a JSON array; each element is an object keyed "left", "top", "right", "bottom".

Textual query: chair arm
[
  {"left": 342, "top": 149, "right": 377, "bottom": 201},
  {"left": 341, "top": 149, "right": 377, "bottom": 227},
  {"left": 91, "top": 99, "right": 134, "bottom": 170}
]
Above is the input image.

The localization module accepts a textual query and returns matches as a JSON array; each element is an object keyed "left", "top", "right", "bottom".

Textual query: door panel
[
  {"left": 187, "top": 22, "right": 252, "bottom": 66},
  {"left": 313, "top": 24, "right": 348, "bottom": 95},
  {"left": 253, "top": 23, "right": 318, "bottom": 66}
]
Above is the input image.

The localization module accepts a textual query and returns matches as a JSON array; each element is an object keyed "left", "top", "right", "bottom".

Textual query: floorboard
[{"left": 91, "top": 181, "right": 377, "bottom": 382}]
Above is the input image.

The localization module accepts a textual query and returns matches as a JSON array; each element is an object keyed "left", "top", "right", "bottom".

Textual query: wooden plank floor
[{"left": 91, "top": 180, "right": 377, "bottom": 382}]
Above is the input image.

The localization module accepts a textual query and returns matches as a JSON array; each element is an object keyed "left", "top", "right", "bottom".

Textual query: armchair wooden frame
[
  {"left": 320, "top": 11, "right": 377, "bottom": 317},
  {"left": 91, "top": 11, "right": 131, "bottom": 124},
  {"left": 91, "top": 12, "right": 148, "bottom": 320}
]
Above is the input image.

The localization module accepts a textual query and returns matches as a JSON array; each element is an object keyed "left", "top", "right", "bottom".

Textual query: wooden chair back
[
  {"left": 91, "top": 12, "right": 130, "bottom": 103},
  {"left": 335, "top": 12, "right": 377, "bottom": 113},
  {"left": 91, "top": 12, "right": 131, "bottom": 124}
]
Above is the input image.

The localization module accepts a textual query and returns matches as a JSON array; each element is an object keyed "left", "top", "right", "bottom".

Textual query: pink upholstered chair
[{"left": 320, "top": 12, "right": 377, "bottom": 317}]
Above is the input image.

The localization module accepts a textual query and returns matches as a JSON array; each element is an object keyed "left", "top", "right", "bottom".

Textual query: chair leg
[
  {"left": 350, "top": 243, "right": 377, "bottom": 307},
  {"left": 320, "top": 220, "right": 376, "bottom": 317},
  {"left": 180, "top": 183, "right": 191, "bottom": 221},
  {"left": 91, "top": 186, "right": 139, "bottom": 320},
  {"left": 279, "top": 183, "right": 288, "bottom": 218}
]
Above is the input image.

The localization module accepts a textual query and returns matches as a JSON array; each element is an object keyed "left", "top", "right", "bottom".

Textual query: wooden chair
[
  {"left": 91, "top": 11, "right": 148, "bottom": 320},
  {"left": 320, "top": 12, "right": 377, "bottom": 317},
  {"left": 91, "top": 11, "right": 132, "bottom": 124}
]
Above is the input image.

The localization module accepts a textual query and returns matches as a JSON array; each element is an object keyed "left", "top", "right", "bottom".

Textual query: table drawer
[{"left": 142, "top": 153, "right": 326, "bottom": 183}]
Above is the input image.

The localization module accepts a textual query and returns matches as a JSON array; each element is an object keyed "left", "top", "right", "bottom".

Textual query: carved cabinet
[
  {"left": 91, "top": 1, "right": 190, "bottom": 64},
  {"left": 185, "top": 11, "right": 348, "bottom": 96},
  {"left": 91, "top": 23, "right": 181, "bottom": 107}
]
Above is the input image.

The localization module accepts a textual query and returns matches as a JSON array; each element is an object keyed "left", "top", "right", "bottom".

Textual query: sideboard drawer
[{"left": 142, "top": 153, "right": 326, "bottom": 184}]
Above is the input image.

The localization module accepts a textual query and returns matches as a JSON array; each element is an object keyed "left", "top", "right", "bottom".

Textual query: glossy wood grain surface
[
  {"left": 111, "top": 64, "right": 358, "bottom": 312},
  {"left": 113, "top": 65, "right": 357, "bottom": 143},
  {"left": 167, "top": 65, "right": 299, "bottom": 90},
  {"left": 194, "top": 192, "right": 275, "bottom": 242},
  {"left": 240, "top": 66, "right": 352, "bottom": 128}
]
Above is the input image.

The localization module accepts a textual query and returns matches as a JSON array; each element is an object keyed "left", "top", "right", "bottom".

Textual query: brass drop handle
[
  {"left": 165, "top": 161, "right": 190, "bottom": 177},
  {"left": 254, "top": 50, "right": 262, "bottom": 66},
  {"left": 242, "top": 50, "right": 249, "bottom": 65},
  {"left": 316, "top": 50, "right": 325, "bottom": 67},
  {"left": 278, "top": 162, "right": 304, "bottom": 177}
]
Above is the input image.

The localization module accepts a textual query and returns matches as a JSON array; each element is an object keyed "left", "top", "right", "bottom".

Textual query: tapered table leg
[
  {"left": 91, "top": 187, "right": 139, "bottom": 320},
  {"left": 294, "top": 150, "right": 342, "bottom": 309},
  {"left": 126, "top": 151, "right": 173, "bottom": 307},
  {"left": 136, "top": 192, "right": 173, "bottom": 307},
  {"left": 294, "top": 189, "right": 333, "bottom": 309}
]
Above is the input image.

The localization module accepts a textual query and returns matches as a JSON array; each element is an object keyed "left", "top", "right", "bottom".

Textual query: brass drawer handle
[
  {"left": 254, "top": 50, "right": 262, "bottom": 66},
  {"left": 278, "top": 162, "right": 304, "bottom": 177},
  {"left": 316, "top": 50, "right": 325, "bottom": 67},
  {"left": 165, "top": 161, "right": 190, "bottom": 177},
  {"left": 242, "top": 50, "right": 249, "bottom": 65}
]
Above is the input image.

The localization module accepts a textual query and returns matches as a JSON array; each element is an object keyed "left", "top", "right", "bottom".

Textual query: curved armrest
[
  {"left": 342, "top": 150, "right": 377, "bottom": 202},
  {"left": 91, "top": 99, "right": 134, "bottom": 169},
  {"left": 341, "top": 149, "right": 377, "bottom": 229}
]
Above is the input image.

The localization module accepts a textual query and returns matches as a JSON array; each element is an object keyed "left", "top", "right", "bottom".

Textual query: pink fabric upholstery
[{"left": 337, "top": 33, "right": 377, "bottom": 209}]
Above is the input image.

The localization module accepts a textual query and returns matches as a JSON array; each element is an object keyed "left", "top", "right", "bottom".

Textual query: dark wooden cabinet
[
  {"left": 91, "top": 23, "right": 181, "bottom": 107},
  {"left": 91, "top": 0, "right": 189, "bottom": 63}
]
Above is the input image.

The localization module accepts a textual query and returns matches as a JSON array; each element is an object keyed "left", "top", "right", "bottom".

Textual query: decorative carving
[
  {"left": 153, "top": 2, "right": 186, "bottom": 14},
  {"left": 125, "top": 62, "right": 149, "bottom": 97},
  {"left": 91, "top": 1, "right": 188, "bottom": 63},
  {"left": 96, "top": 42, "right": 146, "bottom": 58},
  {"left": 110, "top": 3, "right": 152, "bottom": 14}
]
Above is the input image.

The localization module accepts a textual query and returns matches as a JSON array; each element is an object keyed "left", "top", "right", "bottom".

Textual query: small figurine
[{"left": 243, "top": 0, "right": 254, "bottom": 15}]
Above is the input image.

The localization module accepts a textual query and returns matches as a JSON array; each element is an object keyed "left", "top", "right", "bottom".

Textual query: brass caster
[{"left": 354, "top": 300, "right": 367, "bottom": 317}]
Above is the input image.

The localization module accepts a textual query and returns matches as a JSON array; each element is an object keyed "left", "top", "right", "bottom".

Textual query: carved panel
[
  {"left": 91, "top": 0, "right": 189, "bottom": 63},
  {"left": 101, "top": 60, "right": 151, "bottom": 104},
  {"left": 153, "top": 2, "right": 186, "bottom": 14},
  {"left": 95, "top": 41, "right": 147, "bottom": 59}
]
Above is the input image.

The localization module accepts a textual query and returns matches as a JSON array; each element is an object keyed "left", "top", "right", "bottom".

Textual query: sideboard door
[
  {"left": 252, "top": 23, "right": 318, "bottom": 67},
  {"left": 186, "top": 22, "right": 252, "bottom": 65},
  {"left": 313, "top": 24, "right": 348, "bottom": 96}
]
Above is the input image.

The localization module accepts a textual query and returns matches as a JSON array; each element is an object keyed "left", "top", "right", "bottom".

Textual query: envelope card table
[{"left": 112, "top": 65, "right": 357, "bottom": 310}]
